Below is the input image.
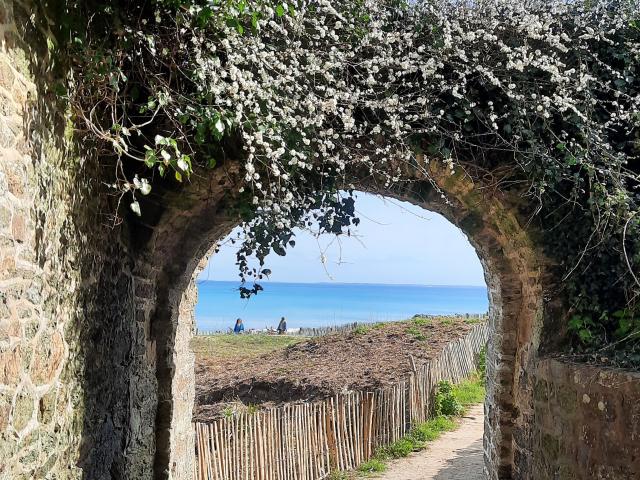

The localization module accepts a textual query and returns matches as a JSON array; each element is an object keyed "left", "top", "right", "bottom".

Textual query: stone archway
[
  {"left": 4, "top": 2, "right": 640, "bottom": 480},
  {"left": 0, "top": 7, "right": 556, "bottom": 469},
  {"left": 137, "top": 161, "right": 554, "bottom": 479}
]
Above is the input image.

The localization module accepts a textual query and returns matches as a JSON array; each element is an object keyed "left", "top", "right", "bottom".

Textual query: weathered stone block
[
  {"left": 0, "top": 59, "right": 15, "bottom": 87},
  {"left": 30, "top": 329, "right": 64, "bottom": 385},
  {"left": 0, "top": 392, "right": 11, "bottom": 431},
  {"left": 0, "top": 316, "right": 20, "bottom": 341},
  {"left": 0, "top": 344, "right": 21, "bottom": 385},
  {"left": 10, "top": 213, "right": 26, "bottom": 242},
  {"left": 12, "top": 387, "right": 34, "bottom": 432},
  {"left": 38, "top": 389, "right": 56, "bottom": 425}
]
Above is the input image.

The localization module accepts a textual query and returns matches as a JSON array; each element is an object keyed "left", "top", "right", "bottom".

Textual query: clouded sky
[{"left": 199, "top": 192, "right": 486, "bottom": 286}]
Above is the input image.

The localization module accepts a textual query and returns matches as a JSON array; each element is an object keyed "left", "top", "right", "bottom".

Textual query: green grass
[
  {"left": 412, "top": 316, "right": 432, "bottom": 326},
  {"left": 354, "top": 372, "right": 485, "bottom": 477},
  {"left": 190, "top": 333, "right": 307, "bottom": 360},
  {"left": 377, "top": 437, "right": 418, "bottom": 459},
  {"left": 451, "top": 374, "right": 486, "bottom": 407},
  {"left": 352, "top": 325, "right": 371, "bottom": 335},
  {"left": 357, "top": 458, "right": 386, "bottom": 474},
  {"left": 464, "top": 316, "right": 484, "bottom": 324},
  {"left": 411, "top": 416, "right": 457, "bottom": 442},
  {"left": 221, "top": 406, "right": 234, "bottom": 418},
  {"left": 329, "top": 471, "right": 351, "bottom": 480},
  {"left": 406, "top": 326, "right": 428, "bottom": 341}
]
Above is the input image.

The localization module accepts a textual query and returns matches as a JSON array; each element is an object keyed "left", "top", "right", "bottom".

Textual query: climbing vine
[{"left": 52, "top": 0, "right": 640, "bottom": 362}]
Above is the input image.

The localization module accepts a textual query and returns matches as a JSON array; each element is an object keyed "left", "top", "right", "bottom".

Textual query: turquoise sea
[{"left": 195, "top": 281, "right": 488, "bottom": 332}]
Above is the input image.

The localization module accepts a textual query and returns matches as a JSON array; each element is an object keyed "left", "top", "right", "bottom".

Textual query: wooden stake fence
[{"left": 194, "top": 323, "right": 488, "bottom": 480}]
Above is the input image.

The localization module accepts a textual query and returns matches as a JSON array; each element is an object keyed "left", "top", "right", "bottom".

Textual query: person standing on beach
[
  {"left": 277, "top": 317, "right": 287, "bottom": 335},
  {"left": 233, "top": 318, "right": 245, "bottom": 334}
]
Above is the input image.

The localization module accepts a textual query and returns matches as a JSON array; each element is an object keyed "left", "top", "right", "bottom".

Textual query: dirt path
[{"left": 377, "top": 404, "right": 485, "bottom": 480}]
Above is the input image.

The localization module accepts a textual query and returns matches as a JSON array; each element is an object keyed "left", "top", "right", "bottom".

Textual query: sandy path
[{"left": 376, "top": 404, "right": 485, "bottom": 480}]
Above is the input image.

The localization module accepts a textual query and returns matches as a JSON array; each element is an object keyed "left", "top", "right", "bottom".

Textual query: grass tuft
[
  {"left": 377, "top": 437, "right": 419, "bottom": 459},
  {"left": 352, "top": 325, "right": 371, "bottom": 335},
  {"left": 357, "top": 458, "right": 387, "bottom": 474},
  {"left": 329, "top": 471, "right": 351, "bottom": 480},
  {"left": 451, "top": 374, "right": 486, "bottom": 407},
  {"left": 411, "top": 416, "right": 457, "bottom": 442},
  {"left": 412, "top": 316, "right": 432, "bottom": 326},
  {"left": 406, "top": 326, "right": 428, "bottom": 341}
]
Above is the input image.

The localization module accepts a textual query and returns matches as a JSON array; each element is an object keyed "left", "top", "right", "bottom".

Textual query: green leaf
[
  {"left": 568, "top": 315, "right": 585, "bottom": 330},
  {"left": 616, "top": 317, "right": 631, "bottom": 336},
  {"left": 175, "top": 171, "right": 183, "bottom": 182},
  {"left": 578, "top": 329, "right": 593, "bottom": 344},
  {"left": 276, "top": 4, "right": 285, "bottom": 17},
  {"left": 144, "top": 150, "right": 157, "bottom": 168},
  {"left": 207, "top": 158, "right": 217, "bottom": 169}
]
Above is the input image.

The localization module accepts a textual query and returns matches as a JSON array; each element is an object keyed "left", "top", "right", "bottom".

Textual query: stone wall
[
  {"left": 1, "top": 1, "right": 159, "bottom": 478},
  {"left": 531, "top": 358, "right": 640, "bottom": 480},
  {"left": 0, "top": 3, "right": 82, "bottom": 477}
]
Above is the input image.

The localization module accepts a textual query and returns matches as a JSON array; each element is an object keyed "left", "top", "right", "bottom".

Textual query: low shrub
[{"left": 434, "top": 381, "right": 464, "bottom": 416}]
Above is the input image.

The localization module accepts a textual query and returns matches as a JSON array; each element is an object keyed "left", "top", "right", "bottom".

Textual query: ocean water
[{"left": 195, "top": 281, "right": 488, "bottom": 332}]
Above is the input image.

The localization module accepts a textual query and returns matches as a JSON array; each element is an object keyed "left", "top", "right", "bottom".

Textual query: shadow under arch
[{"left": 136, "top": 162, "right": 557, "bottom": 480}]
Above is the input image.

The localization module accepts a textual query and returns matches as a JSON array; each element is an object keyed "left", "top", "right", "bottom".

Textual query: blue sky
[{"left": 199, "top": 192, "right": 486, "bottom": 286}]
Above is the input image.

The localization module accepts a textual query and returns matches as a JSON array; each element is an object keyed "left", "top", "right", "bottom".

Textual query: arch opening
[{"left": 192, "top": 192, "right": 487, "bottom": 411}]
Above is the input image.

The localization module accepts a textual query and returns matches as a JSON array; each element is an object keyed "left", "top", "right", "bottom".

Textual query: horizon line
[{"left": 196, "top": 279, "right": 487, "bottom": 289}]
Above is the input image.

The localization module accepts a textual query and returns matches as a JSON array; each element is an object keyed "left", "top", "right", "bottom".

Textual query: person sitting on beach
[
  {"left": 233, "top": 318, "right": 245, "bottom": 334},
  {"left": 277, "top": 317, "right": 287, "bottom": 335}
]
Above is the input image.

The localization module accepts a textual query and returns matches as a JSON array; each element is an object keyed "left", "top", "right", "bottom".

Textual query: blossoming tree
[{"left": 64, "top": 0, "right": 640, "bottom": 361}]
